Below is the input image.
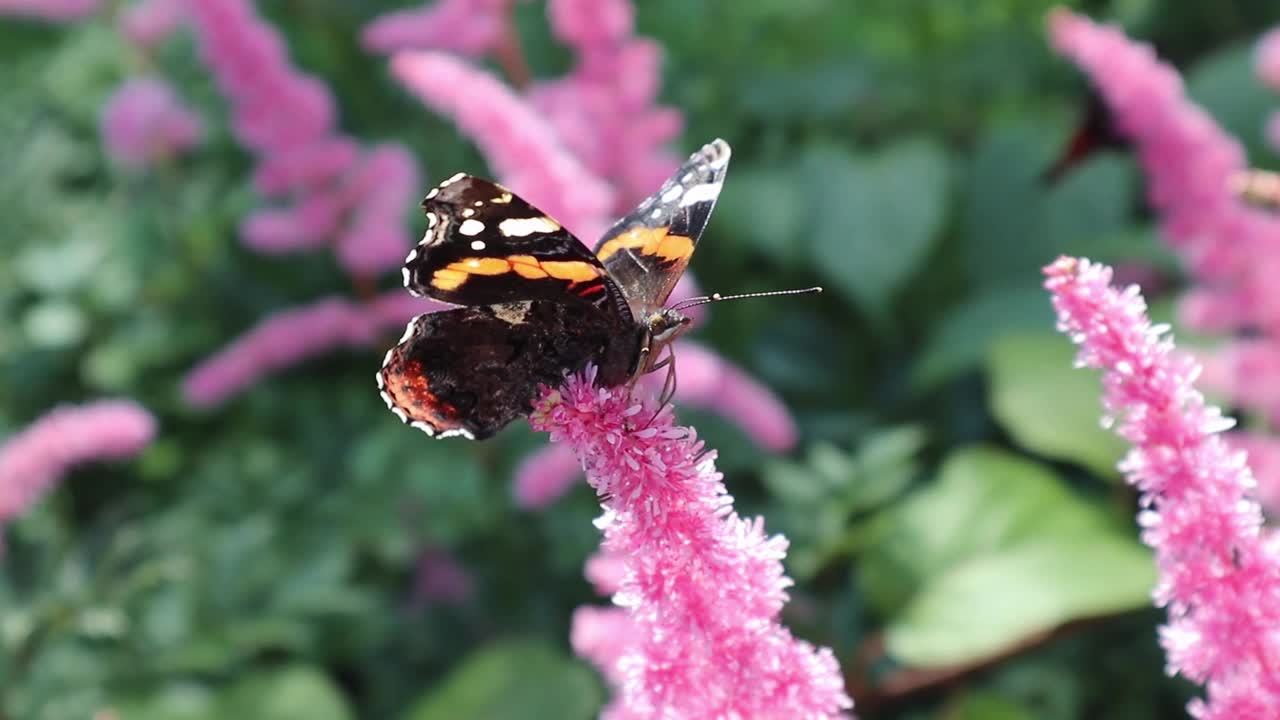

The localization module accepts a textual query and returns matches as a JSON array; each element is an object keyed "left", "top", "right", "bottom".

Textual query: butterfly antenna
[{"left": 669, "top": 286, "right": 822, "bottom": 311}]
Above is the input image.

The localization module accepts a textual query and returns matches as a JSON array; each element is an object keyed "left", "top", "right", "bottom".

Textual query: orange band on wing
[
  {"left": 596, "top": 226, "right": 693, "bottom": 264},
  {"left": 431, "top": 255, "right": 602, "bottom": 291}
]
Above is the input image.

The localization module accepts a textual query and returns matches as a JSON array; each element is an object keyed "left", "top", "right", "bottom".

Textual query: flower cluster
[
  {"left": 1049, "top": 8, "right": 1280, "bottom": 512},
  {"left": 362, "top": 0, "right": 511, "bottom": 58},
  {"left": 530, "top": 370, "right": 853, "bottom": 719},
  {"left": 1, "top": 400, "right": 156, "bottom": 554},
  {"left": 1046, "top": 256, "right": 1280, "bottom": 719},
  {"left": 99, "top": 76, "right": 203, "bottom": 168},
  {"left": 187, "top": 0, "right": 419, "bottom": 275}
]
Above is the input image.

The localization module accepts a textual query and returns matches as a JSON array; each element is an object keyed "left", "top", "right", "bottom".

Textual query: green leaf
[
  {"left": 405, "top": 640, "right": 602, "bottom": 720},
  {"left": 860, "top": 447, "right": 1154, "bottom": 667},
  {"left": 219, "top": 666, "right": 352, "bottom": 720},
  {"left": 714, "top": 165, "right": 806, "bottom": 266},
  {"left": 807, "top": 139, "right": 950, "bottom": 316},
  {"left": 960, "top": 125, "right": 1135, "bottom": 289},
  {"left": 860, "top": 447, "right": 1112, "bottom": 613},
  {"left": 951, "top": 691, "right": 1038, "bottom": 720},
  {"left": 911, "top": 284, "right": 1053, "bottom": 391},
  {"left": 885, "top": 536, "right": 1155, "bottom": 667},
  {"left": 986, "top": 332, "right": 1127, "bottom": 478}
]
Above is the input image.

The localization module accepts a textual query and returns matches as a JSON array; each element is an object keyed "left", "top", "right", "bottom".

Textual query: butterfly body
[{"left": 378, "top": 139, "right": 730, "bottom": 439}]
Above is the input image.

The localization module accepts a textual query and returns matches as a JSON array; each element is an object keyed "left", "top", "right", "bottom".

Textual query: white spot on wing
[
  {"left": 424, "top": 187, "right": 439, "bottom": 200},
  {"left": 401, "top": 267, "right": 411, "bottom": 287},
  {"left": 461, "top": 208, "right": 475, "bottom": 217},
  {"left": 438, "top": 428, "right": 475, "bottom": 439},
  {"left": 459, "top": 218, "right": 486, "bottom": 236},
  {"left": 440, "top": 172, "right": 466, "bottom": 187},
  {"left": 405, "top": 248, "right": 418, "bottom": 263},
  {"left": 680, "top": 181, "right": 721, "bottom": 207},
  {"left": 411, "top": 421, "right": 437, "bottom": 436},
  {"left": 397, "top": 322, "right": 416, "bottom": 344},
  {"left": 660, "top": 184, "right": 683, "bottom": 203},
  {"left": 426, "top": 212, "right": 438, "bottom": 228},
  {"left": 498, "top": 216, "right": 560, "bottom": 237},
  {"left": 470, "top": 240, "right": 486, "bottom": 250},
  {"left": 375, "top": 371, "right": 385, "bottom": 389},
  {"left": 650, "top": 207, "right": 663, "bottom": 218}
]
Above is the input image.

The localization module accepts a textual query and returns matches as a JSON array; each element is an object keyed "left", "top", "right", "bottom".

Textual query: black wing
[
  {"left": 377, "top": 301, "right": 643, "bottom": 439},
  {"left": 406, "top": 174, "right": 627, "bottom": 318},
  {"left": 594, "top": 139, "right": 731, "bottom": 317}
]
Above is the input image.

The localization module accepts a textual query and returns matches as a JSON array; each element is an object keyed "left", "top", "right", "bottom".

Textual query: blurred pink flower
[
  {"left": 1, "top": 400, "right": 155, "bottom": 551},
  {"left": 0, "top": 0, "right": 99, "bottom": 20},
  {"left": 530, "top": 370, "right": 853, "bottom": 718},
  {"left": 512, "top": 442, "right": 580, "bottom": 509},
  {"left": 99, "top": 77, "right": 203, "bottom": 169},
  {"left": 187, "top": 0, "right": 418, "bottom": 274},
  {"left": 391, "top": 50, "right": 615, "bottom": 242},
  {"left": 1256, "top": 28, "right": 1280, "bottom": 91},
  {"left": 1046, "top": 255, "right": 1280, "bottom": 720},
  {"left": 409, "top": 545, "right": 474, "bottom": 609},
  {"left": 535, "top": 0, "right": 682, "bottom": 208},
  {"left": 362, "top": 0, "right": 508, "bottom": 57},
  {"left": 183, "top": 293, "right": 443, "bottom": 407},
  {"left": 119, "top": 0, "right": 185, "bottom": 48},
  {"left": 1224, "top": 432, "right": 1280, "bottom": 515}
]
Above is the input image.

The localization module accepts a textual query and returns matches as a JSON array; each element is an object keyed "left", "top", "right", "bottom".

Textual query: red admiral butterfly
[{"left": 377, "top": 139, "right": 814, "bottom": 439}]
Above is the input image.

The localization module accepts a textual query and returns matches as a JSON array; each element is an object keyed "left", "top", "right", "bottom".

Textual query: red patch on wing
[{"left": 379, "top": 353, "right": 463, "bottom": 435}]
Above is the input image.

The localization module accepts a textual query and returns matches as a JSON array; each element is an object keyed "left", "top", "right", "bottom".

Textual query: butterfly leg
[{"left": 642, "top": 346, "right": 679, "bottom": 429}]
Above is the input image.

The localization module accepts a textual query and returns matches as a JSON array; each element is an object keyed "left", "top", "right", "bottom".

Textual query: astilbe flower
[
  {"left": 186, "top": 0, "right": 419, "bottom": 274},
  {"left": 361, "top": 0, "right": 509, "bottom": 57},
  {"left": 530, "top": 370, "right": 853, "bottom": 719},
  {"left": 1046, "top": 256, "right": 1280, "bottom": 720},
  {"left": 118, "top": 0, "right": 185, "bottom": 48},
  {"left": 1050, "top": 8, "right": 1280, "bottom": 512},
  {"left": 534, "top": 0, "right": 683, "bottom": 208},
  {"left": 99, "top": 76, "right": 203, "bottom": 168},
  {"left": 184, "top": 292, "right": 447, "bottom": 407},
  {"left": 0, "top": 0, "right": 99, "bottom": 21},
  {"left": 0, "top": 400, "right": 156, "bottom": 553},
  {"left": 390, "top": 49, "right": 616, "bottom": 243}
]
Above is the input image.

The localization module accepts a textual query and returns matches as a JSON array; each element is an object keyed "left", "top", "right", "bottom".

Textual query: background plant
[{"left": 3, "top": 1, "right": 1280, "bottom": 719}]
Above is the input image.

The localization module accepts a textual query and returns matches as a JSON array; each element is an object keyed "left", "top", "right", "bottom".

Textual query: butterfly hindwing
[
  {"left": 594, "top": 139, "right": 731, "bottom": 316},
  {"left": 377, "top": 301, "right": 643, "bottom": 439},
  {"left": 405, "top": 174, "right": 619, "bottom": 311}
]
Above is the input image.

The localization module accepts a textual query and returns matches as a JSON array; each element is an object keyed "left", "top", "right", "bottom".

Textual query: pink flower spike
[
  {"left": 0, "top": 400, "right": 155, "bottom": 544},
  {"left": 100, "top": 77, "right": 203, "bottom": 169},
  {"left": 530, "top": 371, "right": 853, "bottom": 718},
  {"left": 1256, "top": 28, "right": 1280, "bottom": 91},
  {"left": 1224, "top": 432, "right": 1280, "bottom": 515},
  {"left": 119, "top": 0, "right": 185, "bottom": 48},
  {"left": 512, "top": 442, "right": 581, "bottom": 509},
  {"left": 1045, "top": 255, "right": 1280, "bottom": 718},
  {"left": 390, "top": 50, "right": 615, "bottom": 242},
  {"left": 362, "top": 0, "right": 508, "bottom": 57},
  {"left": 0, "top": 0, "right": 100, "bottom": 21},
  {"left": 183, "top": 297, "right": 376, "bottom": 408}
]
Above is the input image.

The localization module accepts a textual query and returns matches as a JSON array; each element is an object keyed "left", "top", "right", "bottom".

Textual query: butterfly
[{"left": 377, "top": 139, "right": 731, "bottom": 440}]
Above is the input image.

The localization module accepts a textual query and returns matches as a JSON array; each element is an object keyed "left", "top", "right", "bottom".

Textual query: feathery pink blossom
[
  {"left": 0, "top": 0, "right": 99, "bottom": 20},
  {"left": 530, "top": 370, "right": 853, "bottom": 719},
  {"left": 1, "top": 400, "right": 155, "bottom": 551},
  {"left": 99, "top": 77, "right": 203, "bottom": 169},
  {"left": 390, "top": 50, "right": 615, "bottom": 242},
  {"left": 362, "top": 0, "right": 508, "bottom": 57},
  {"left": 1046, "top": 255, "right": 1280, "bottom": 720},
  {"left": 119, "top": 0, "right": 185, "bottom": 48},
  {"left": 514, "top": 341, "right": 798, "bottom": 509}
]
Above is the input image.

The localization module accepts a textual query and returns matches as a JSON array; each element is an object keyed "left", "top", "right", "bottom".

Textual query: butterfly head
[{"left": 646, "top": 308, "right": 694, "bottom": 346}]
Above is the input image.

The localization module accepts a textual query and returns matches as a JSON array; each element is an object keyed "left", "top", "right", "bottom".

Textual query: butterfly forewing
[
  {"left": 406, "top": 174, "right": 622, "bottom": 312},
  {"left": 594, "top": 139, "right": 731, "bottom": 316}
]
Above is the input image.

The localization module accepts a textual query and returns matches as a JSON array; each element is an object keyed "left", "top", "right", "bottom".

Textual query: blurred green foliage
[{"left": 3, "top": 0, "right": 1279, "bottom": 718}]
